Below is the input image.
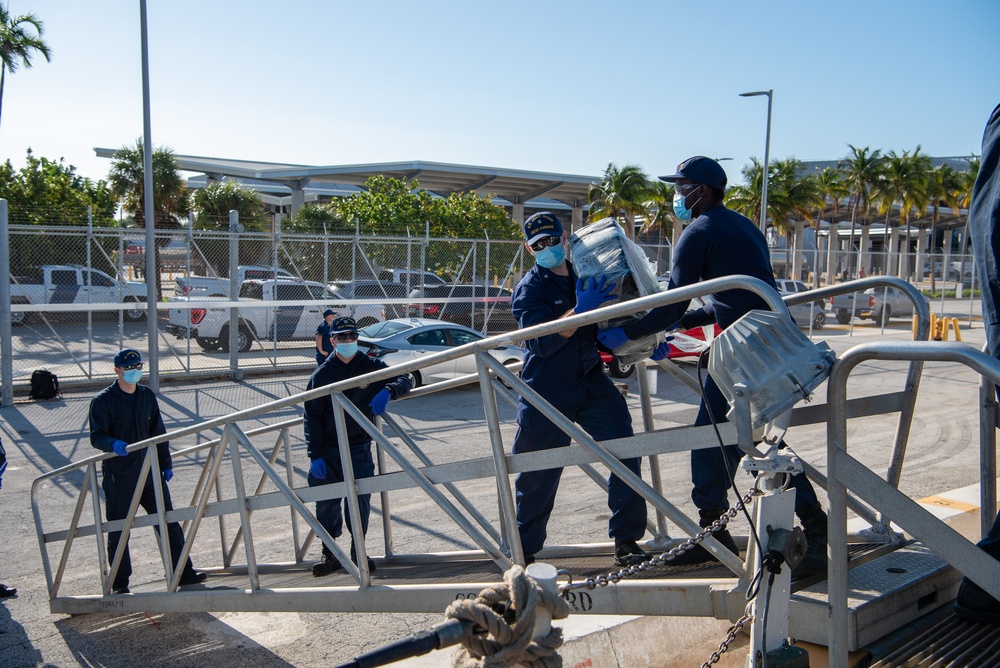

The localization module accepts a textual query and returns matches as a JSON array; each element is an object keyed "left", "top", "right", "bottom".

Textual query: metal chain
[
  {"left": 559, "top": 486, "right": 759, "bottom": 592},
  {"left": 701, "top": 611, "right": 753, "bottom": 668}
]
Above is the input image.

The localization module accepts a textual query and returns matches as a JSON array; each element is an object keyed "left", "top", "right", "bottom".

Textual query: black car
[{"left": 406, "top": 284, "right": 517, "bottom": 333}]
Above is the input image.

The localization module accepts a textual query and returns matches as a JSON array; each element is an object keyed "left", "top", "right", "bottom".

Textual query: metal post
[
  {"left": 322, "top": 222, "right": 329, "bottom": 288},
  {"left": 0, "top": 199, "right": 13, "bottom": 407},
  {"left": 227, "top": 425, "right": 261, "bottom": 591},
  {"left": 140, "top": 0, "right": 159, "bottom": 392},
  {"left": 229, "top": 210, "right": 239, "bottom": 373},
  {"left": 87, "top": 207, "right": 94, "bottom": 379},
  {"left": 637, "top": 361, "right": 668, "bottom": 542},
  {"left": 740, "top": 89, "right": 773, "bottom": 235}
]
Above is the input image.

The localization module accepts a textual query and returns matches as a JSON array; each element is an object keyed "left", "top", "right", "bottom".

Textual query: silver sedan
[{"left": 358, "top": 318, "right": 523, "bottom": 388}]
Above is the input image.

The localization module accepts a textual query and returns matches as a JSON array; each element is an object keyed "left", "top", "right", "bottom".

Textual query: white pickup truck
[
  {"left": 11, "top": 265, "right": 148, "bottom": 325},
  {"left": 166, "top": 278, "right": 342, "bottom": 353},
  {"left": 174, "top": 265, "right": 297, "bottom": 298}
]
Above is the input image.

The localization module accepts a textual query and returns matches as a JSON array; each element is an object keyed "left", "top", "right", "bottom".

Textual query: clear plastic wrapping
[{"left": 569, "top": 217, "right": 663, "bottom": 364}]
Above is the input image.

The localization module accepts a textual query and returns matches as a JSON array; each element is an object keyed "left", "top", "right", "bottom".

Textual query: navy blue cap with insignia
[
  {"left": 114, "top": 348, "right": 142, "bottom": 367},
  {"left": 330, "top": 316, "right": 357, "bottom": 334},
  {"left": 523, "top": 211, "right": 564, "bottom": 245}
]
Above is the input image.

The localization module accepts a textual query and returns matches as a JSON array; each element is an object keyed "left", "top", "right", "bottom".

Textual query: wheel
[
  {"left": 879, "top": 306, "right": 892, "bottom": 326},
  {"left": 607, "top": 355, "right": 635, "bottom": 379},
  {"left": 123, "top": 300, "right": 146, "bottom": 322},
  {"left": 405, "top": 371, "right": 422, "bottom": 389},
  {"left": 220, "top": 325, "right": 254, "bottom": 353},
  {"left": 196, "top": 337, "right": 221, "bottom": 352},
  {"left": 836, "top": 312, "right": 851, "bottom": 325},
  {"left": 357, "top": 317, "right": 378, "bottom": 329},
  {"left": 11, "top": 306, "right": 29, "bottom": 326},
  {"left": 813, "top": 311, "right": 826, "bottom": 329}
]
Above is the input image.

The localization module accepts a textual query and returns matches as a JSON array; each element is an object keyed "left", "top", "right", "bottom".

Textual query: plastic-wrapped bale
[{"left": 569, "top": 217, "right": 663, "bottom": 364}]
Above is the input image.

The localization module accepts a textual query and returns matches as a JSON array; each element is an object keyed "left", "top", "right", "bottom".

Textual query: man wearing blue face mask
[
  {"left": 304, "top": 317, "right": 412, "bottom": 577},
  {"left": 90, "top": 348, "right": 206, "bottom": 594},
  {"left": 596, "top": 157, "right": 827, "bottom": 575},
  {"left": 510, "top": 212, "right": 649, "bottom": 568}
]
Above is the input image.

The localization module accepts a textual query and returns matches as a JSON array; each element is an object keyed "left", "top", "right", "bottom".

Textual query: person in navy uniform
[
  {"left": 511, "top": 211, "right": 648, "bottom": 567},
  {"left": 963, "top": 101, "right": 1000, "bottom": 623},
  {"left": 597, "top": 157, "right": 828, "bottom": 574},
  {"left": 89, "top": 349, "right": 206, "bottom": 594},
  {"left": 315, "top": 308, "right": 337, "bottom": 366},
  {"left": 0, "top": 437, "right": 15, "bottom": 598},
  {"left": 304, "top": 316, "right": 412, "bottom": 576}
]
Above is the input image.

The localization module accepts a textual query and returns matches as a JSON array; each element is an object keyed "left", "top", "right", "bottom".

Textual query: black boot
[
  {"left": 350, "top": 542, "right": 377, "bottom": 573},
  {"left": 955, "top": 577, "right": 1000, "bottom": 623},
  {"left": 669, "top": 510, "right": 739, "bottom": 566},
  {"left": 312, "top": 548, "right": 343, "bottom": 577},
  {"left": 614, "top": 538, "right": 649, "bottom": 567},
  {"left": 794, "top": 503, "right": 828, "bottom": 577}
]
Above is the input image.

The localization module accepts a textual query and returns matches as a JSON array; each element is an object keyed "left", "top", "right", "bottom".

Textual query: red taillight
[
  {"left": 182, "top": 285, "right": 191, "bottom": 296},
  {"left": 365, "top": 345, "right": 396, "bottom": 360},
  {"left": 423, "top": 304, "right": 439, "bottom": 316},
  {"left": 190, "top": 308, "right": 206, "bottom": 325},
  {"left": 868, "top": 295, "right": 875, "bottom": 307}
]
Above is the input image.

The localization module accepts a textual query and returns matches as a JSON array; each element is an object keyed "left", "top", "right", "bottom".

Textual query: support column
[
  {"left": 916, "top": 229, "right": 929, "bottom": 283},
  {"left": 792, "top": 219, "right": 805, "bottom": 280},
  {"left": 511, "top": 203, "right": 525, "bottom": 226},
  {"left": 859, "top": 224, "right": 870, "bottom": 277},
  {"left": 942, "top": 229, "right": 954, "bottom": 282},
  {"left": 825, "top": 222, "right": 839, "bottom": 285},
  {"left": 889, "top": 227, "right": 901, "bottom": 277},
  {"left": 570, "top": 206, "right": 583, "bottom": 234},
  {"left": 290, "top": 188, "right": 306, "bottom": 219}
]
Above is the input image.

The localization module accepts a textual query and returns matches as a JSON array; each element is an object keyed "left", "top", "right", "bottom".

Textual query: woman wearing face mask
[
  {"left": 507, "top": 212, "right": 650, "bottom": 569},
  {"left": 89, "top": 348, "right": 206, "bottom": 594}
]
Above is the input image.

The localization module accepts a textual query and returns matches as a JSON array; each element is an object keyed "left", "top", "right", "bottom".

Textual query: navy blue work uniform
[
  {"left": 970, "top": 102, "right": 1000, "bottom": 564},
  {"left": 622, "top": 204, "right": 820, "bottom": 514},
  {"left": 316, "top": 320, "right": 335, "bottom": 366},
  {"left": 303, "top": 354, "right": 411, "bottom": 554},
  {"left": 511, "top": 261, "right": 647, "bottom": 556},
  {"left": 90, "top": 382, "right": 196, "bottom": 590}
]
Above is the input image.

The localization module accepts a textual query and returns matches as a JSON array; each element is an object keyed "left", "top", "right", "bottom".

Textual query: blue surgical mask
[
  {"left": 123, "top": 369, "right": 142, "bottom": 384},
  {"left": 336, "top": 342, "right": 358, "bottom": 359},
  {"left": 534, "top": 244, "right": 565, "bottom": 268},
  {"left": 673, "top": 189, "right": 703, "bottom": 222}
]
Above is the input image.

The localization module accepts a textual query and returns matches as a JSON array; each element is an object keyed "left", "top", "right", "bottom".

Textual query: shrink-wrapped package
[{"left": 569, "top": 217, "right": 664, "bottom": 364}]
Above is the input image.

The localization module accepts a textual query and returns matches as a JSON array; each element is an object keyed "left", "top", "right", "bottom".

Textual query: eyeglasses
[
  {"left": 120, "top": 362, "right": 144, "bottom": 371},
  {"left": 529, "top": 236, "right": 561, "bottom": 252},
  {"left": 333, "top": 332, "right": 359, "bottom": 342},
  {"left": 675, "top": 183, "right": 702, "bottom": 194}
]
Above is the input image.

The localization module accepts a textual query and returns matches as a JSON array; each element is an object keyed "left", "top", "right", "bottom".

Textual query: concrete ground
[{"left": 0, "top": 304, "right": 991, "bottom": 668}]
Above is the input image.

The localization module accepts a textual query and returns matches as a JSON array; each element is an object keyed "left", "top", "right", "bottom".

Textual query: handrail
[{"left": 826, "top": 341, "right": 1000, "bottom": 668}]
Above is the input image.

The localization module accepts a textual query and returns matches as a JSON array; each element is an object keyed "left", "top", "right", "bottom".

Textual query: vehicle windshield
[{"left": 359, "top": 321, "right": 413, "bottom": 339}]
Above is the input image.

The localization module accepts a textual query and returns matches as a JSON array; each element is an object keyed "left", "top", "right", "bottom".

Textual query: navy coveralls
[
  {"left": 303, "top": 354, "right": 411, "bottom": 554},
  {"left": 90, "top": 382, "right": 196, "bottom": 590},
  {"left": 511, "top": 261, "right": 647, "bottom": 556},
  {"left": 623, "top": 205, "right": 820, "bottom": 514},
  {"left": 315, "top": 320, "right": 334, "bottom": 366},
  {"left": 970, "top": 102, "right": 1000, "bottom": 562}
]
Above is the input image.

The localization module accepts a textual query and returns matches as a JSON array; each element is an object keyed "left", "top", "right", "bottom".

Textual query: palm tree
[
  {"left": 769, "top": 159, "right": 823, "bottom": 278},
  {"left": 640, "top": 179, "right": 678, "bottom": 273},
  {"left": 875, "top": 148, "right": 930, "bottom": 277},
  {"left": 815, "top": 167, "right": 849, "bottom": 280},
  {"left": 839, "top": 145, "right": 883, "bottom": 277},
  {"left": 953, "top": 156, "right": 981, "bottom": 288},
  {"left": 0, "top": 3, "right": 51, "bottom": 134},
  {"left": 587, "top": 163, "right": 652, "bottom": 238},
  {"left": 926, "top": 164, "right": 962, "bottom": 290},
  {"left": 109, "top": 139, "right": 190, "bottom": 299},
  {"left": 192, "top": 179, "right": 268, "bottom": 231},
  {"left": 726, "top": 158, "right": 765, "bottom": 227}
]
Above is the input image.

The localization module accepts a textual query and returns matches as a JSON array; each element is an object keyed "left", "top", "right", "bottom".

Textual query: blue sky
[{"left": 4, "top": 1, "right": 999, "bottom": 187}]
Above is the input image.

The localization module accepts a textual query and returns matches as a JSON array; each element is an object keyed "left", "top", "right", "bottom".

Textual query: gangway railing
[
  {"left": 826, "top": 341, "right": 1000, "bottom": 668},
  {"left": 31, "top": 273, "right": 941, "bottom": 637}
]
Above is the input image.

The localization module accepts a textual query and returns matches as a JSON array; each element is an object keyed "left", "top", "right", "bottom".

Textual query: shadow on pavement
[
  {"left": 0, "top": 598, "right": 47, "bottom": 668},
  {"left": 54, "top": 611, "right": 296, "bottom": 667}
]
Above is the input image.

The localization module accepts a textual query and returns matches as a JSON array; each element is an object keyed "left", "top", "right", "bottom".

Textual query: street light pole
[{"left": 740, "top": 90, "right": 773, "bottom": 235}]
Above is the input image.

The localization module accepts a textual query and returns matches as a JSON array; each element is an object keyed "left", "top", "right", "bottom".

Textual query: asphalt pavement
[{"left": 0, "top": 310, "right": 991, "bottom": 668}]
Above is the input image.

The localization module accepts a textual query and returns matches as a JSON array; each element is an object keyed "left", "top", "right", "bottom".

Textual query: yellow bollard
[
  {"left": 929, "top": 313, "right": 940, "bottom": 341},
  {"left": 912, "top": 315, "right": 919, "bottom": 340},
  {"left": 941, "top": 318, "right": 950, "bottom": 341},
  {"left": 951, "top": 318, "right": 963, "bottom": 342}
]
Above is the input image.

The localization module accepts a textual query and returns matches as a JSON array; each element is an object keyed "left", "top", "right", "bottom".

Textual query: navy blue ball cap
[
  {"left": 323, "top": 308, "right": 336, "bottom": 318},
  {"left": 523, "top": 211, "right": 564, "bottom": 245},
  {"left": 659, "top": 156, "right": 728, "bottom": 190},
  {"left": 330, "top": 316, "right": 357, "bottom": 334},
  {"left": 114, "top": 348, "right": 142, "bottom": 367}
]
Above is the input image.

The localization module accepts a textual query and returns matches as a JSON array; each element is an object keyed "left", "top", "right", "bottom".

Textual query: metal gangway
[{"left": 30, "top": 276, "right": 1000, "bottom": 666}]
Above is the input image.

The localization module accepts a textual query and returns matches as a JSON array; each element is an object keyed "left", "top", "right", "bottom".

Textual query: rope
[{"left": 445, "top": 565, "right": 570, "bottom": 668}]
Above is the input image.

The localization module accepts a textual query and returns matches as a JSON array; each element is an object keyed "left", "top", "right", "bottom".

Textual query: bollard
[
  {"left": 525, "top": 562, "right": 558, "bottom": 643},
  {"left": 952, "top": 318, "right": 963, "bottom": 342}
]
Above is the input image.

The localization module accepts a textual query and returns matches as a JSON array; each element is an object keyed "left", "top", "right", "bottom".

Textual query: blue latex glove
[
  {"left": 650, "top": 337, "right": 676, "bottom": 361},
  {"left": 597, "top": 326, "right": 631, "bottom": 351},
  {"left": 309, "top": 458, "right": 328, "bottom": 480},
  {"left": 112, "top": 440, "right": 129, "bottom": 457},
  {"left": 574, "top": 276, "right": 616, "bottom": 314},
  {"left": 162, "top": 469, "right": 173, "bottom": 482},
  {"left": 369, "top": 388, "right": 392, "bottom": 416}
]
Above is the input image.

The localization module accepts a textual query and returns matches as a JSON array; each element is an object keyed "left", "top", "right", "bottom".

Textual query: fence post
[
  {"left": 0, "top": 200, "right": 12, "bottom": 407},
  {"left": 87, "top": 207, "right": 94, "bottom": 380},
  {"left": 229, "top": 210, "right": 241, "bottom": 375}
]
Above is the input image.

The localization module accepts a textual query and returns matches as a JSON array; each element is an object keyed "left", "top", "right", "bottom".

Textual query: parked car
[
  {"left": 406, "top": 284, "right": 517, "bottom": 333},
  {"left": 117, "top": 238, "right": 199, "bottom": 273},
  {"left": 176, "top": 265, "right": 297, "bottom": 298},
  {"left": 358, "top": 318, "right": 523, "bottom": 388},
  {"left": 831, "top": 291, "right": 874, "bottom": 324},
  {"left": 328, "top": 280, "right": 412, "bottom": 323},
  {"left": 774, "top": 280, "right": 827, "bottom": 329},
  {"left": 378, "top": 269, "right": 448, "bottom": 288},
  {"left": 11, "top": 265, "right": 148, "bottom": 324},
  {"left": 865, "top": 287, "right": 930, "bottom": 325}
]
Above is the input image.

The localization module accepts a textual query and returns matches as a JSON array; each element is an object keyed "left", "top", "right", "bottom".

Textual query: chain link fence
[{"left": 2, "top": 203, "right": 978, "bottom": 398}]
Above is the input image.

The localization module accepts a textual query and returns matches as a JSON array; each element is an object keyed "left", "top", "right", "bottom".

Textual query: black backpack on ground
[{"left": 29, "top": 369, "right": 61, "bottom": 400}]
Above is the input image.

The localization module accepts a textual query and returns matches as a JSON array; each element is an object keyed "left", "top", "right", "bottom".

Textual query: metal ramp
[{"left": 30, "top": 276, "right": 1000, "bottom": 666}]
